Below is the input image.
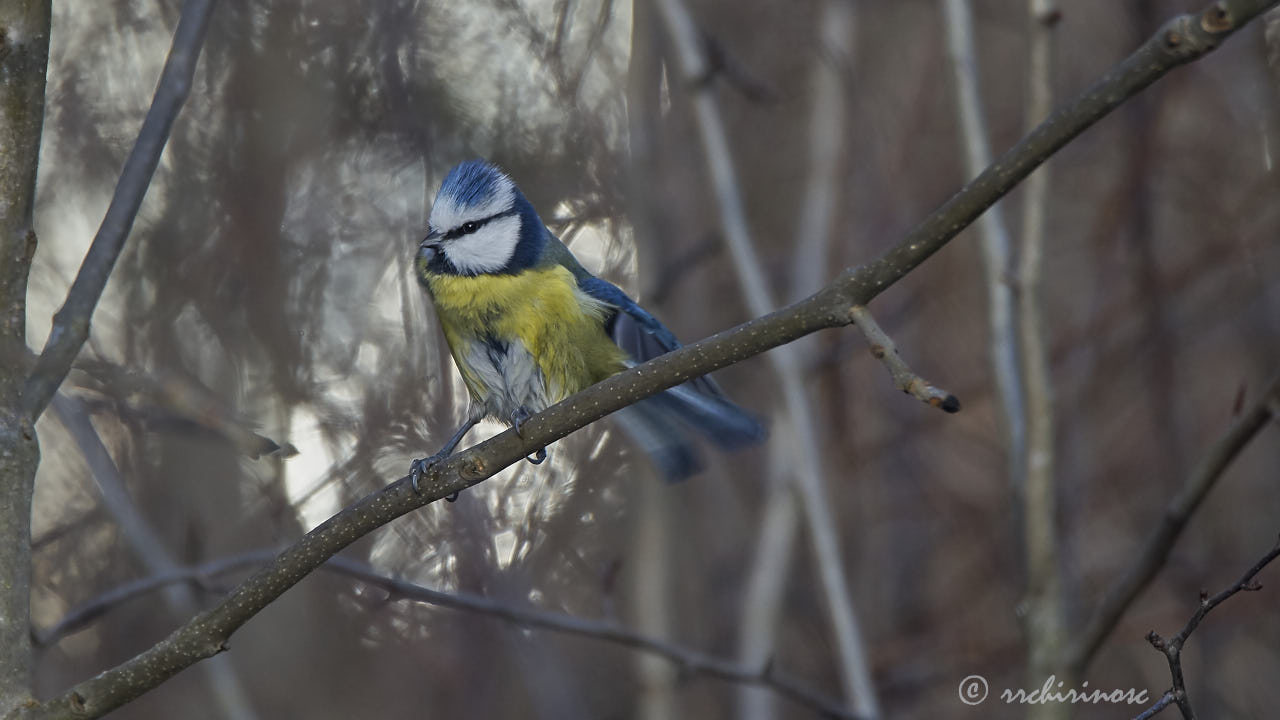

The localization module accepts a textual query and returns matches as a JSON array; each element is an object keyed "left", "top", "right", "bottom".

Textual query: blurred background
[{"left": 22, "top": 0, "right": 1280, "bottom": 718}]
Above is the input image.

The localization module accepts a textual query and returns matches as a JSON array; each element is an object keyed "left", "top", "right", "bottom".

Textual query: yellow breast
[{"left": 423, "top": 265, "right": 629, "bottom": 404}]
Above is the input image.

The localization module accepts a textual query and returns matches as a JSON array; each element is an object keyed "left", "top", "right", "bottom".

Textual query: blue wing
[
  {"left": 576, "top": 274, "right": 765, "bottom": 479},
  {"left": 578, "top": 276, "right": 679, "bottom": 358}
]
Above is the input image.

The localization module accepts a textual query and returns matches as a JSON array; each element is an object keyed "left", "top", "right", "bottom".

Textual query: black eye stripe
[{"left": 442, "top": 208, "right": 518, "bottom": 240}]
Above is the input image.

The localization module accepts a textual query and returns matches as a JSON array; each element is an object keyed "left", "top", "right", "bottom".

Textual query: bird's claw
[
  {"left": 511, "top": 407, "right": 547, "bottom": 466},
  {"left": 408, "top": 453, "right": 446, "bottom": 494},
  {"left": 410, "top": 455, "right": 466, "bottom": 501},
  {"left": 510, "top": 407, "right": 532, "bottom": 435}
]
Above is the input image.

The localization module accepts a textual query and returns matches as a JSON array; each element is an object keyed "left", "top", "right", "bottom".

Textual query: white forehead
[{"left": 429, "top": 173, "right": 516, "bottom": 231}]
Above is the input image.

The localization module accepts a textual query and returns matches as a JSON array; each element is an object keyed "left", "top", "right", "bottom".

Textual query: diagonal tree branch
[
  {"left": 20, "top": 0, "right": 218, "bottom": 423},
  {"left": 10, "top": 2, "right": 1274, "bottom": 718},
  {"left": 1067, "top": 371, "right": 1280, "bottom": 675}
]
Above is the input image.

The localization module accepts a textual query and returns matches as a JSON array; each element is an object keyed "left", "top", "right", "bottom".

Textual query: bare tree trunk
[{"left": 0, "top": 0, "right": 51, "bottom": 711}]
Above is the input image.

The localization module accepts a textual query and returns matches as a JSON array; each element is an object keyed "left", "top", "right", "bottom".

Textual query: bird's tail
[{"left": 615, "top": 381, "right": 765, "bottom": 481}]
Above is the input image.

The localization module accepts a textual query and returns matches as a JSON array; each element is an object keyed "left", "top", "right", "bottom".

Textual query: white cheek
[{"left": 444, "top": 215, "right": 522, "bottom": 274}]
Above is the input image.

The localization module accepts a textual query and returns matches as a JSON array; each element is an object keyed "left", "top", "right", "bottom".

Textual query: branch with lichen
[{"left": 9, "top": 2, "right": 1278, "bottom": 718}]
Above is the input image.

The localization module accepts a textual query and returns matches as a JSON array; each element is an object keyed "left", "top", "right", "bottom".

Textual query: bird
[{"left": 410, "top": 159, "right": 764, "bottom": 489}]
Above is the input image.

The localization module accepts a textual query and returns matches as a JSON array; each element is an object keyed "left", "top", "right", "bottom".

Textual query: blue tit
[{"left": 410, "top": 159, "right": 764, "bottom": 489}]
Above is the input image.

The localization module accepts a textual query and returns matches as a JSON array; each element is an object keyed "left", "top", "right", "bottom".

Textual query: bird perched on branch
[{"left": 410, "top": 159, "right": 763, "bottom": 488}]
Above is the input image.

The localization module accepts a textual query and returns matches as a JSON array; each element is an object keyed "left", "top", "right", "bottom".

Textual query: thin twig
[
  {"left": 1133, "top": 691, "right": 1176, "bottom": 720},
  {"left": 653, "top": 0, "right": 880, "bottom": 714},
  {"left": 1139, "top": 535, "right": 1280, "bottom": 720},
  {"left": 72, "top": 359, "right": 293, "bottom": 459},
  {"left": 1067, "top": 372, "right": 1280, "bottom": 674},
  {"left": 850, "top": 306, "right": 959, "bottom": 413},
  {"left": 21, "top": 0, "right": 218, "bottom": 423},
  {"left": 33, "top": 551, "right": 279, "bottom": 647},
  {"left": 12, "top": 3, "right": 1273, "bottom": 717}
]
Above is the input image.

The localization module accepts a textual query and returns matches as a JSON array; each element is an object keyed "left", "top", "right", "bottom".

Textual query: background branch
[
  {"left": 325, "top": 558, "right": 862, "bottom": 720},
  {"left": 11, "top": 2, "right": 1276, "bottom": 717},
  {"left": 1067, "top": 372, "right": 1280, "bottom": 674},
  {"left": 940, "top": 0, "right": 1027, "bottom": 474},
  {"left": 33, "top": 550, "right": 277, "bottom": 647},
  {"left": 1140, "top": 535, "right": 1280, "bottom": 719},
  {"left": 740, "top": 0, "right": 857, "bottom": 716},
  {"left": 48, "top": 393, "right": 260, "bottom": 720},
  {"left": 20, "top": 0, "right": 217, "bottom": 423},
  {"left": 653, "top": 0, "right": 877, "bottom": 714},
  {"left": 36, "top": 550, "right": 862, "bottom": 720},
  {"left": 1017, "top": 0, "right": 1066, "bottom": 699}
]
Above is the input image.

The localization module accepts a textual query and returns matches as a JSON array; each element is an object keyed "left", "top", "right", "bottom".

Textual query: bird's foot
[
  {"left": 510, "top": 407, "right": 532, "bottom": 433},
  {"left": 409, "top": 451, "right": 450, "bottom": 494},
  {"left": 510, "top": 407, "right": 549, "bottom": 466}
]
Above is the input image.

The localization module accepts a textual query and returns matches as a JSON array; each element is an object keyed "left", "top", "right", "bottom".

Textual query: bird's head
[{"left": 418, "top": 159, "right": 546, "bottom": 276}]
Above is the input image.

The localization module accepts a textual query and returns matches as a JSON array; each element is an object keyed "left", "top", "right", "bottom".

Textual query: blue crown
[{"left": 438, "top": 159, "right": 509, "bottom": 210}]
